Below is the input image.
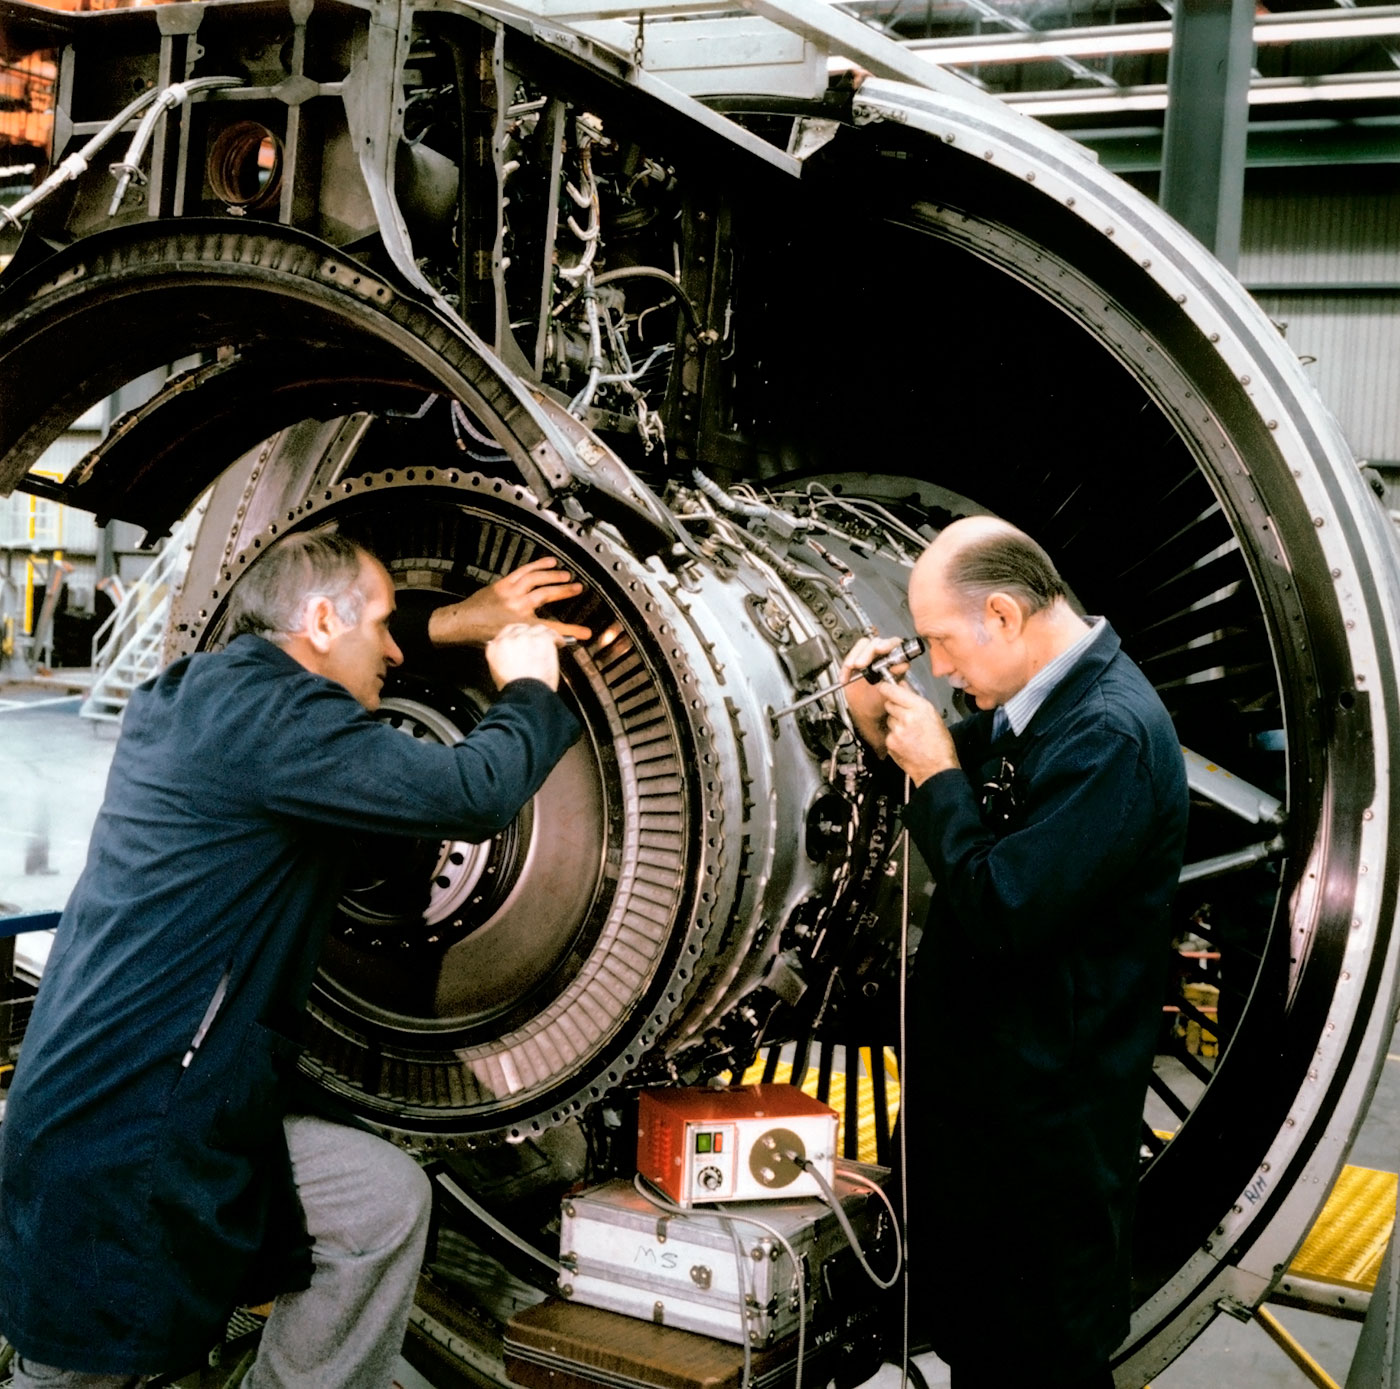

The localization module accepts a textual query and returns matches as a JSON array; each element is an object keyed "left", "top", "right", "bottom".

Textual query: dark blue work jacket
[
  {"left": 901, "top": 623, "right": 1188, "bottom": 1384},
  {"left": 0, "top": 634, "right": 579, "bottom": 1374}
]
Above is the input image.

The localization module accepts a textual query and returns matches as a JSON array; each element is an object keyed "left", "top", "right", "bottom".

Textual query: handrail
[
  {"left": 89, "top": 499, "right": 206, "bottom": 671},
  {"left": 0, "top": 912, "right": 61, "bottom": 940}
]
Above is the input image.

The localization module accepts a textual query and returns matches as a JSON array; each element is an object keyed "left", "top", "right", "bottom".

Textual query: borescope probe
[{"left": 772, "top": 636, "right": 926, "bottom": 719}]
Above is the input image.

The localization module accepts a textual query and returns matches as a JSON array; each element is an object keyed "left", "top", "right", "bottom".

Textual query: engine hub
[{"left": 342, "top": 696, "right": 511, "bottom": 953}]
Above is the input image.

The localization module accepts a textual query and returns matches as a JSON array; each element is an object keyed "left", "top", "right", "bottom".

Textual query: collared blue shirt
[{"left": 995, "top": 615, "right": 1105, "bottom": 738}]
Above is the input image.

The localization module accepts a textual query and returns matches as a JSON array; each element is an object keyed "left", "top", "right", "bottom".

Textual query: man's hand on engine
[
  {"left": 429, "top": 557, "right": 592, "bottom": 647},
  {"left": 486, "top": 622, "right": 565, "bottom": 692},
  {"left": 881, "top": 680, "right": 959, "bottom": 786}
]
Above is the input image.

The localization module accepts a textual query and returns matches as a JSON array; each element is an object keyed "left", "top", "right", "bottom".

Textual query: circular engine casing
[{"left": 180, "top": 463, "right": 934, "bottom": 1148}]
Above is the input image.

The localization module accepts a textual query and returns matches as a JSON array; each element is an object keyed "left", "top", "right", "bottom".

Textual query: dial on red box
[{"left": 636, "top": 1083, "right": 837, "bottom": 1207}]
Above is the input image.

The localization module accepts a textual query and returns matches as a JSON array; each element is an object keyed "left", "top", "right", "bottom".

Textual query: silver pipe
[
  {"left": 597, "top": 344, "right": 672, "bottom": 384},
  {"left": 692, "top": 468, "right": 769, "bottom": 519},
  {"left": 1179, "top": 836, "right": 1286, "bottom": 883},
  {"left": 1, "top": 86, "right": 164, "bottom": 230},
  {"left": 108, "top": 77, "right": 246, "bottom": 216},
  {"left": 558, "top": 138, "right": 600, "bottom": 286},
  {"left": 567, "top": 279, "right": 605, "bottom": 417}
]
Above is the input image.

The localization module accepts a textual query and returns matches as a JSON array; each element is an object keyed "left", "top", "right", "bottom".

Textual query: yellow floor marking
[
  {"left": 739, "top": 1049, "right": 901, "bottom": 1166},
  {"left": 1289, "top": 1164, "right": 1397, "bottom": 1291}
]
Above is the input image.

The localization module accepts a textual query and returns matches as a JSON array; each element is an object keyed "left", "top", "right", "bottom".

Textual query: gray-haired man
[{"left": 0, "top": 531, "right": 588, "bottom": 1388}]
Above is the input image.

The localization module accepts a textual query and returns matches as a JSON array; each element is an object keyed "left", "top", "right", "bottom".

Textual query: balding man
[{"left": 843, "top": 518, "right": 1188, "bottom": 1389}]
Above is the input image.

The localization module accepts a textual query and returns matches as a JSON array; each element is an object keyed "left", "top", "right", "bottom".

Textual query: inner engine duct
[{"left": 2, "top": 1, "right": 1400, "bottom": 1382}]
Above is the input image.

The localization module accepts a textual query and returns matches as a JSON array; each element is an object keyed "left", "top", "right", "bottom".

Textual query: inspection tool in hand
[
  {"left": 772, "top": 637, "right": 925, "bottom": 720},
  {"left": 555, "top": 1161, "right": 894, "bottom": 1347}
]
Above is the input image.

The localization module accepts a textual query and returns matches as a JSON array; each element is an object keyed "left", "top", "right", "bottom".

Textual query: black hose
[{"left": 557, "top": 265, "right": 709, "bottom": 343}]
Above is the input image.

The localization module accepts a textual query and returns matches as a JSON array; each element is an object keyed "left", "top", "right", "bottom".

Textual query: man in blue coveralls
[
  {"left": 0, "top": 529, "right": 589, "bottom": 1388},
  {"left": 843, "top": 517, "right": 1188, "bottom": 1389}
]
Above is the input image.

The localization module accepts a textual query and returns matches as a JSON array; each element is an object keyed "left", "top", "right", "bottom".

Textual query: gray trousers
[{"left": 13, "top": 1114, "right": 432, "bottom": 1389}]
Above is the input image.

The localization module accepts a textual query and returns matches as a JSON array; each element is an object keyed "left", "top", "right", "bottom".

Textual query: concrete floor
[
  {"left": 1, "top": 684, "right": 1396, "bottom": 1388},
  {"left": 0, "top": 687, "right": 114, "bottom": 972}
]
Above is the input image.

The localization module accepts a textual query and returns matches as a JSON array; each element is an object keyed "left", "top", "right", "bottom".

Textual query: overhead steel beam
[
  {"left": 737, "top": 0, "right": 1008, "bottom": 110},
  {"left": 500, "top": 0, "right": 1013, "bottom": 108},
  {"left": 1160, "top": 0, "right": 1255, "bottom": 270},
  {"left": 926, "top": 0, "right": 1118, "bottom": 88},
  {"left": 523, "top": 0, "right": 732, "bottom": 15},
  {"left": 904, "top": 3, "right": 1400, "bottom": 65},
  {"left": 566, "top": 11, "right": 828, "bottom": 98},
  {"left": 1075, "top": 116, "right": 1400, "bottom": 171},
  {"left": 1005, "top": 69, "right": 1400, "bottom": 116}
]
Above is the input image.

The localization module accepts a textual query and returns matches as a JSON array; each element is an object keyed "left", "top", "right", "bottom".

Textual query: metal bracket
[
  {"left": 12, "top": 473, "right": 71, "bottom": 506},
  {"left": 1183, "top": 746, "right": 1285, "bottom": 825},
  {"left": 1217, "top": 1294, "right": 1255, "bottom": 1323}
]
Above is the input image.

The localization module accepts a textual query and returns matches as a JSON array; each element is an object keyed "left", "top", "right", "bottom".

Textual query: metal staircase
[{"left": 79, "top": 501, "right": 206, "bottom": 724}]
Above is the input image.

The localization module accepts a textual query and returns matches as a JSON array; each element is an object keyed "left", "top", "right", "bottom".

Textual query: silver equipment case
[{"left": 556, "top": 1161, "right": 891, "bottom": 1347}]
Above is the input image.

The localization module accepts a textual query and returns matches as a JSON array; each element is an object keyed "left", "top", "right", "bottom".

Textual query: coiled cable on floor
[{"left": 435, "top": 1171, "right": 564, "bottom": 1275}]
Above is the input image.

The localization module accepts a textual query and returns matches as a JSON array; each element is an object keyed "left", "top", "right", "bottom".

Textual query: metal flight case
[{"left": 555, "top": 1163, "right": 894, "bottom": 1348}]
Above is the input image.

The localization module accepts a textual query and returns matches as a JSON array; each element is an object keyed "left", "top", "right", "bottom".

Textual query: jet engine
[
  {"left": 183, "top": 455, "right": 935, "bottom": 1153},
  {"left": 2, "top": 0, "right": 1400, "bottom": 1382}
]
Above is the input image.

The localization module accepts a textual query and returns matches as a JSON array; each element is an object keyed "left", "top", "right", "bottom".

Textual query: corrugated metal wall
[
  {"left": 1240, "top": 167, "right": 1400, "bottom": 470},
  {"left": 1248, "top": 297, "right": 1400, "bottom": 470}
]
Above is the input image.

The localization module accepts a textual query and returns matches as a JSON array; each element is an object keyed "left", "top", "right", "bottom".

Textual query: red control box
[{"left": 637, "top": 1083, "right": 838, "bottom": 1207}]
